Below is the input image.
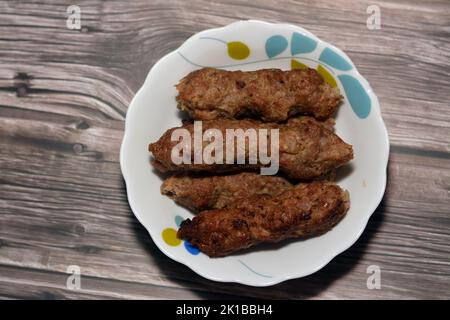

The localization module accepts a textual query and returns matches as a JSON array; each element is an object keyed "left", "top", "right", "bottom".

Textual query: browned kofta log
[
  {"left": 161, "top": 172, "right": 294, "bottom": 211},
  {"left": 177, "top": 182, "right": 350, "bottom": 257},
  {"left": 148, "top": 118, "right": 353, "bottom": 180},
  {"left": 176, "top": 67, "right": 342, "bottom": 121}
]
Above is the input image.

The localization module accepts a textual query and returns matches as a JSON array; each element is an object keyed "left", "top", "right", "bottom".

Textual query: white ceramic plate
[{"left": 120, "top": 20, "right": 389, "bottom": 286}]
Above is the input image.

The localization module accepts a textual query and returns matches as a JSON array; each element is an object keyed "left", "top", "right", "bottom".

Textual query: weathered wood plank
[
  {"left": 0, "top": 265, "right": 245, "bottom": 300},
  {"left": 0, "top": 0, "right": 449, "bottom": 299}
]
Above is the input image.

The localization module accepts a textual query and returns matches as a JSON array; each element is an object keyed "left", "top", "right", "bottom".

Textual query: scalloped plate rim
[{"left": 120, "top": 20, "right": 390, "bottom": 287}]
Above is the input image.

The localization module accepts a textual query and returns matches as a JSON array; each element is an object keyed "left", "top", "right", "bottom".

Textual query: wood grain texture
[{"left": 0, "top": 0, "right": 449, "bottom": 299}]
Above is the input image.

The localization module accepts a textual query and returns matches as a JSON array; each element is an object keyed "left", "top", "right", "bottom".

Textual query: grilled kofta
[
  {"left": 161, "top": 172, "right": 293, "bottom": 211},
  {"left": 176, "top": 67, "right": 342, "bottom": 121}
]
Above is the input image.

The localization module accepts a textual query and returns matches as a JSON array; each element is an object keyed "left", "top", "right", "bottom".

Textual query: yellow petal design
[
  {"left": 317, "top": 65, "right": 337, "bottom": 88},
  {"left": 227, "top": 41, "right": 250, "bottom": 60},
  {"left": 162, "top": 228, "right": 181, "bottom": 246},
  {"left": 291, "top": 59, "right": 308, "bottom": 70}
]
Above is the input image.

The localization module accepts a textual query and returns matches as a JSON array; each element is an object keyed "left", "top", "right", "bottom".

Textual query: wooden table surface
[{"left": 1, "top": 0, "right": 449, "bottom": 300}]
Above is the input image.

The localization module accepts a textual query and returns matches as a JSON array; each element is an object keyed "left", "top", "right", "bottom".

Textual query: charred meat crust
[{"left": 177, "top": 182, "right": 350, "bottom": 257}]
